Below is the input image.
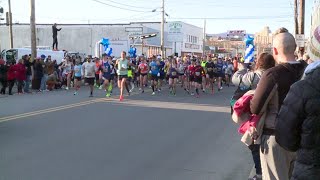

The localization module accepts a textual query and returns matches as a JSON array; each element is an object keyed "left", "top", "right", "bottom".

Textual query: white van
[{"left": 1, "top": 48, "right": 66, "bottom": 64}]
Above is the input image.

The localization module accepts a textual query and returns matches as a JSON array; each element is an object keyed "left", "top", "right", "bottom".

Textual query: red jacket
[
  {"left": 14, "top": 63, "right": 27, "bottom": 81},
  {"left": 7, "top": 65, "right": 16, "bottom": 81}
]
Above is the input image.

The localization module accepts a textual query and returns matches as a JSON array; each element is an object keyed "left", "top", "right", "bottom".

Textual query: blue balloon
[
  {"left": 128, "top": 47, "right": 137, "bottom": 58},
  {"left": 107, "top": 48, "right": 113, "bottom": 56},
  {"left": 245, "top": 36, "right": 254, "bottom": 47},
  {"left": 100, "top": 38, "right": 110, "bottom": 51}
]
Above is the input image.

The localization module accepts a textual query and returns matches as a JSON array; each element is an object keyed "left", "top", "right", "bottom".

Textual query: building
[
  {"left": 0, "top": 21, "right": 203, "bottom": 58},
  {"left": 254, "top": 26, "right": 273, "bottom": 55}
]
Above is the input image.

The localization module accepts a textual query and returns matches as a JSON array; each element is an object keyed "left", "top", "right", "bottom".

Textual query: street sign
[
  {"left": 168, "top": 22, "right": 183, "bottom": 42},
  {"left": 295, "top": 34, "right": 305, "bottom": 47}
]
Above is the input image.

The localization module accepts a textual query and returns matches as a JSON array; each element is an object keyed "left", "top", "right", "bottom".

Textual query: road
[{"left": 0, "top": 84, "right": 253, "bottom": 180}]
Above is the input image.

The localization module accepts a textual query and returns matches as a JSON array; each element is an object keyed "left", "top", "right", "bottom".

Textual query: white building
[{"left": 0, "top": 21, "right": 203, "bottom": 58}]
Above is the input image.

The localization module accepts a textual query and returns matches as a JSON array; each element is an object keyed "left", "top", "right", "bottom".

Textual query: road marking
[
  {"left": 0, "top": 89, "right": 147, "bottom": 123},
  {"left": 100, "top": 99, "right": 230, "bottom": 113}
]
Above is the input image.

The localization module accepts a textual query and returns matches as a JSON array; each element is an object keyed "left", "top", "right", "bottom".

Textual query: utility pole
[
  {"left": 30, "top": 0, "right": 37, "bottom": 61},
  {"left": 294, "top": 0, "right": 299, "bottom": 35},
  {"left": 8, "top": 0, "right": 13, "bottom": 48},
  {"left": 160, "top": 0, "right": 165, "bottom": 59},
  {"left": 202, "top": 19, "right": 206, "bottom": 56},
  {"left": 299, "top": 0, "right": 305, "bottom": 57}
]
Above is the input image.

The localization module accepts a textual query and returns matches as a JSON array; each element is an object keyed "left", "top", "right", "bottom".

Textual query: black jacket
[
  {"left": 0, "top": 64, "right": 8, "bottom": 80},
  {"left": 275, "top": 64, "right": 320, "bottom": 180},
  {"left": 34, "top": 62, "right": 43, "bottom": 79},
  {"left": 52, "top": 26, "right": 61, "bottom": 38}
]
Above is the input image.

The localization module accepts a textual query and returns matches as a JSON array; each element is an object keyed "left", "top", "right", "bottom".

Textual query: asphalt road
[{"left": 0, "top": 84, "right": 253, "bottom": 180}]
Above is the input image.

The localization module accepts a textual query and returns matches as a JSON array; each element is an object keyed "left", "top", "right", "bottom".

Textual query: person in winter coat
[
  {"left": 275, "top": 61, "right": 320, "bottom": 180},
  {"left": 7, "top": 61, "right": 16, "bottom": 95},
  {"left": 32, "top": 58, "right": 43, "bottom": 91},
  {"left": 232, "top": 52, "right": 276, "bottom": 180},
  {"left": 0, "top": 59, "right": 8, "bottom": 94},
  {"left": 14, "top": 59, "right": 27, "bottom": 94}
]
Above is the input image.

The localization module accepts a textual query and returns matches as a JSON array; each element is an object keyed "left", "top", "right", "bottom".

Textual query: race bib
[
  {"left": 171, "top": 71, "right": 177, "bottom": 76},
  {"left": 122, "top": 64, "right": 127, "bottom": 69},
  {"left": 195, "top": 72, "right": 201, "bottom": 76},
  {"left": 104, "top": 67, "right": 108, "bottom": 72},
  {"left": 75, "top": 69, "right": 80, "bottom": 73},
  {"left": 87, "top": 72, "right": 93, "bottom": 76},
  {"left": 151, "top": 66, "right": 156, "bottom": 70}
]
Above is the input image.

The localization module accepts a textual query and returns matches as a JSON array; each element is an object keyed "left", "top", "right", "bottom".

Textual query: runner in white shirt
[{"left": 81, "top": 56, "right": 97, "bottom": 97}]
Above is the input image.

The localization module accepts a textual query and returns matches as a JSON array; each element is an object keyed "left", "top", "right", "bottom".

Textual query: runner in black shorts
[
  {"left": 194, "top": 61, "right": 205, "bottom": 98},
  {"left": 205, "top": 58, "right": 216, "bottom": 94},
  {"left": 187, "top": 60, "right": 196, "bottom": 95},
  {"left": 168, "top": 60, "right": 179, "bottom": 95}
]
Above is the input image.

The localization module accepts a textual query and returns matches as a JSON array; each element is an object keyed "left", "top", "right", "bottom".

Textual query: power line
[
  {"left": 92, "top": 0, "right": 150, "bottom": 12},
  {"left": 98, "top": 0, "right": 155, "bottom": 9},
  {"left": 168, "top": 15, "right": 292, "bottom": 20}
]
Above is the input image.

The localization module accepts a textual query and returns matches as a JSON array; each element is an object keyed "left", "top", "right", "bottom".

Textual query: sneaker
[
  {"left": 152, "top": 92, "right": 155, "bottom": 96},
  {"left": 139, "top": 88, "right": 142, "bottom": 91},
  {"left": 158, "top": 88, "right": 161, "bottom": 92},
  {"left": 99, "top": 85, "right": 103, "bottom": 90},
  {"left": 106, "top": 93, "right": 111, "bottom": 97},
  {"left": 129, "top": 89, "right": 133, "bottom": 93},
  {"left": 141, "top": 90, "right": 144, "bottom": 93},
  {"left": 74, "top": 92, "right": 77, "bottom": 95},
  {"left": 65, "top": 87, "right": 69, "bottom": 90},
  {"left": 191, "top": 92, "right": 194, "bottom": 96},
  {"left": 202, "top": 89, "right": 206, "bottom": 93},
  {"left": 220, "top": 87, "right": 223, "bottom": 90},
  {"left": 119, "top": 95, "right": 124, "bottom": 101}
]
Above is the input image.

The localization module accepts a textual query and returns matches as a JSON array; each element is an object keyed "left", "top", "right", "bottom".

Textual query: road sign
[
  {"left": 295, "top": 34, "right": 305, "bottom": 47},
  {"left": 168, "top": 22, "right": 183, "bottom": 42}
]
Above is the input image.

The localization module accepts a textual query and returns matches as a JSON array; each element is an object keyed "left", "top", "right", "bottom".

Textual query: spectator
[
  {"left": 250, "top": 28, "right": 307, "bottom": 180},
  {"left": 14, "top": 59, "right": 27, "bottom": 94},
  {"left": 52, "top": 23, "right": 62, "bottom": 50},
  {"left": 32, "top": 58, "right": 43, "bottom": 92},
  {"left": 7, "top": 61, "right": 16, "bottom": 95},
  {"left": 40, "top": 55, "right": 49, "bottom": 91},
  {"left": 62, "top": 56, "right": 73, "bottom": 90},
  {"left": 275, "top": 60, "right": 320, "bottom": 180},
  {"left": 232, "top": 53, "right": 276, "bottom": 180},
  {"left": 23, "top": 55, "right": 33, "bottom": 93},
  {"left": 0, "top": 59, "right": 8, "bottom": 94}
]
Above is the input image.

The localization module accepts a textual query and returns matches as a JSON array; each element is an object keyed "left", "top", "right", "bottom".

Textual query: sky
[{"left": 0, "top": 0, "right": 314, "bottom": 35}]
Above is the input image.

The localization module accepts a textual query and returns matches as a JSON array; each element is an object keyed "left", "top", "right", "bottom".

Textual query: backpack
[{"left": 230, "top": 73, "right": 256, "bottom": 114}]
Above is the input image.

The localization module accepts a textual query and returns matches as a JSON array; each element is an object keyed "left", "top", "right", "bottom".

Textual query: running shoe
[
  {"left": 152, "top": 92, "right": 155, "bottom": 96},
  {"left": 65, "top": 87, "right": 69, "bottom": 90},
  {"left": 139, "top": 88, "right": 142, "bottom": 91},
  {"left": 158, "top": 88, "right": 161, "bottom": 92},
  {"left": 106, "top": 93, "right": 111, "bottom": 97},
  {"left": 142, "top": 90, "right": 144, "bottom": 93},
  {"left": 99, "top": 85, "right": 103, "bottom": 90},
  {"left": 119, "top": 95, "right": 124, "bottom": 101},
  {"left": 191, "top": 92, "right": 195, "bottom": 96},
  {"left": 202, "top": 89, "right": 206, "bottom": 93},
  {"left": 74, "top": 91, "right": 77, "bottom": 95}
]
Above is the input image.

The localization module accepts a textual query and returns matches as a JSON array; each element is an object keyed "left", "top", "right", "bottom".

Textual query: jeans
[
  {"left": 0, "top": 79, "right": 7, "bottom": 94},
  {"left": 8, "top": 80, "right": 15, "bottom": 94},
  {"left": 24, "top": 75, "right": 31, "bottom": 93},
  {"left": 40, "top": 74, "right": 48, "bottom": 91},
  {"left": 249, "top": 144, "right": 262, "bottom": 175}
]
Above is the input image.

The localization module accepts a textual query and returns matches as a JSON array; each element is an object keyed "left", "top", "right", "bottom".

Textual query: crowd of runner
[{"left": 0, "top": 51, "right": 239, "bottom": 100}]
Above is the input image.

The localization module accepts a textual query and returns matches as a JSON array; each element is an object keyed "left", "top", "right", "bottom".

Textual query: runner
[
  {"left": 194, "top": 60, "right": 205, "bottom": 98},
  {"left": 224, "top": 59, "right": 234, "bottom": 87},
  {"left": 215, "top": 57, "right": 224, "bottom": 91},
  {"left": 158, "top": 58, "right": 166, "bottom": 92},
  {"left": 168, "top": 59, "right": 179, "bottom": 95},
  {"left": 81, "top": 56, "right": 97, "bottom": 97},
  {"left": 149, "top": 57, "right": 160, "bottom": 95},
  {"left": 138, "top": 57, "right": 149, "bottom": 93},
  {"left": 187, "top": 59, "right": 196, "bottom": 95},
  {"left": 205, "top": 57, "right": 216, "bottom": 94},
  {"left": 177, "top": 58, "right": 186, "bottom": 89},
  {"left": 116, "top": 51, "right": 130, "bottom": 101},
  {"left": 127, "top": 57, "right": 135, "bottom": 93},
  {"left": 73, "top": 59, "right": 82, "bottom": 95},
  {"left": 201, "top": 57, "right": 207, "bottom": 92},
  {"left": 101, "top": 54, "right": 114, "bottom": 97},
  {"left": 62, "top": 56, "right": 73, "bottom": 90},
  {"left": 94, "top": 57, "right": 102, "bottom": 89}
]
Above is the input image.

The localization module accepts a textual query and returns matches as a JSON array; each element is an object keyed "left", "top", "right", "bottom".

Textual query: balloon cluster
[
  {"left": 244, "top": 36, "right": 255, "bottom": 63},
  {"left": 100, "top": 38, "right": 113, "bottom": 56},
  {"left": 128, "top": 47, "right": 137, "bottom": 58}
]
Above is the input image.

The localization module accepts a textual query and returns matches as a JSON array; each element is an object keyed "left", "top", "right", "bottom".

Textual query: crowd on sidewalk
[{"left": 231, "top": 27, "right": 319, "bottom": 180}]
